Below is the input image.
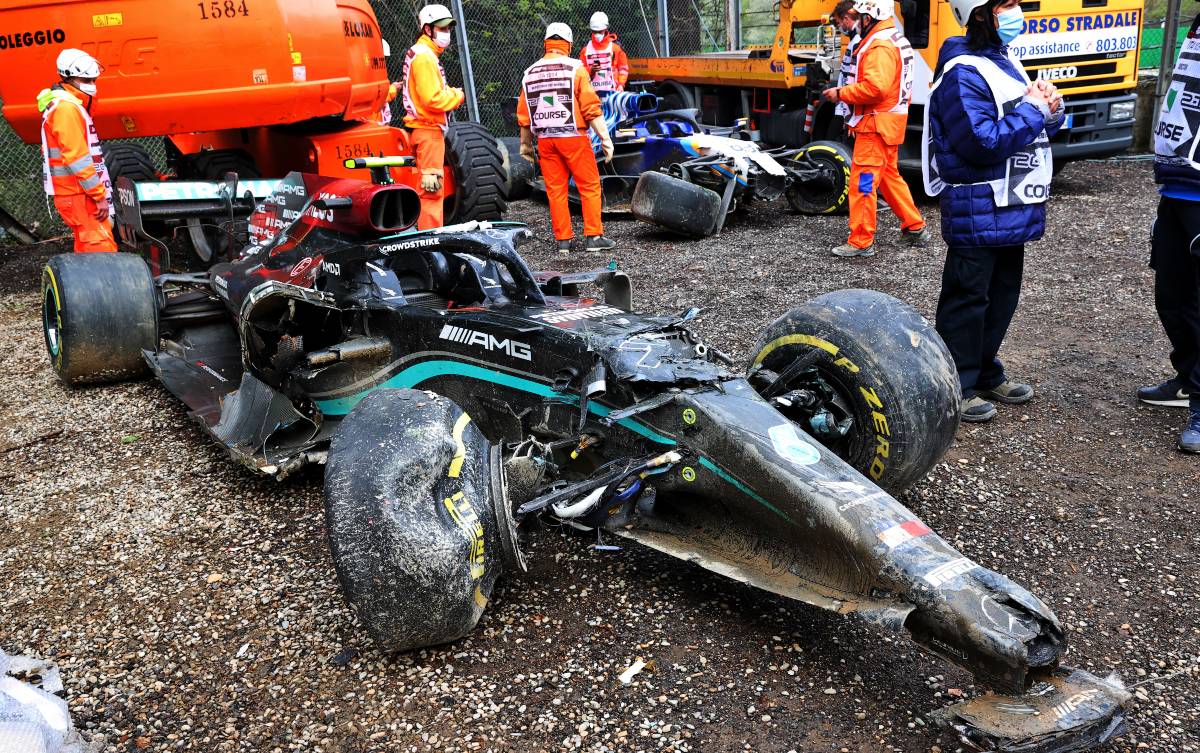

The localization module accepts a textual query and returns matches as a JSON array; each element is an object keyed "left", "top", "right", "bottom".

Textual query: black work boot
[{"left": 585, "top": 235, "right": 615, "bottom": 252}]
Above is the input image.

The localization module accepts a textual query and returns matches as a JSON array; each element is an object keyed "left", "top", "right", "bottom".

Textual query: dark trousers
[
  {"left": 1150, "top": 196, "right": 1200, "bottom": 408},
  {"left": 935, "top": 244, "right": 1025, "bottom": 398}
]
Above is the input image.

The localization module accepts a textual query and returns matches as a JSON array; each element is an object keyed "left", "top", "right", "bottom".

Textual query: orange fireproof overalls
[
  {"left": 39, "top": 83, "right": 116, "bottom": 253},
  {"left": 402, "top": 34, "right": 465, "bottom": 230},
  {"left": 517, "top": 40, "right": 605, "bottom": 241},
  {"left": 580, "top": 32, "right": 629, "bottom": 93},
  {"left": 838, "top": 18, "right": 925, "bottom": 250}
]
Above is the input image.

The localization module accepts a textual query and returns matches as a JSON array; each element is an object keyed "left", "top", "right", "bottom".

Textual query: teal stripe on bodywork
[
  {"left": 313, "top": 359, "right": 676, "bottom": 446},
  {"left": 698, "top": 456, "right": 791, "bottom": 523}
]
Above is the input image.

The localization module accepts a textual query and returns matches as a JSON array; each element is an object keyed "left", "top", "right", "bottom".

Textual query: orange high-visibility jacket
[
  {"left": 517, "top": 47, "right": 602, "bottom": 139},
  {"left": 39, "top": 84, "right": 110, "bottom": 204},
  {"left": 838, "top": 19, "right": 913, "bottom": 145},
  {"left": 402, "top": 35, "right": 464, "bottom": 131},
  {"left": 580, "top": 32, "right": 629, "bottom": 92}
]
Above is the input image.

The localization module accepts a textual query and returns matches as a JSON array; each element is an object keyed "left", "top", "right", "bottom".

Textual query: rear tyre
[
  {"left": 749, "top": 289, "right": 960, "bottom": 494},
  {"left": 444, "top": 122, "right": 508, "bottom": 224},
  {"left": 42, "top": 252, "right": 158, "bottom": 385},
  {"left": 631, "top": 171, "right": 721, "bottom": 238},
  {"left": 324, "top": 389, "right": 513, "bottom": 653},
  {"left": 786, "top": 140, "right": 852, "bottom": 215},
  {"left": 497, "top": 136, "right": 535, "bottom": 201}
]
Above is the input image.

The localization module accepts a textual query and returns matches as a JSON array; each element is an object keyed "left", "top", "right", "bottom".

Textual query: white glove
[
  {"left": 420, "top": 172, "right": 443, "bottom": 194},
  {"left": 589, "top": 118, "right": 614, "bottom": 163}
]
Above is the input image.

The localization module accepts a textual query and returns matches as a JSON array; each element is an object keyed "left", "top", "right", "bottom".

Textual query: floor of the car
[{"left": 149, "top": 323, "right": 244, "bottom": 427}]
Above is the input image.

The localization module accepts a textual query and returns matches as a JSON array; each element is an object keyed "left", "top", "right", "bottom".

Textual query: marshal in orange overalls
[
  {"left": 39, "top": 83, "right": 116, "bottom": 253},
  {"left": 517, "top": 39, "right": 605, "bottom": 242},
  {"left": 837, "top": 18, "right": 925, "bottom": 250},
  {"left": 580, "top": 31, "right": 630, "bottom": 93},
  {"left": 402, "top": 34, "right": 465, "bottom": 230}
]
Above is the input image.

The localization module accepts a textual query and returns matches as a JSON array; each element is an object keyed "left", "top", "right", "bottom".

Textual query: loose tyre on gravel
[
  {"left": 496, "top": 136, "right": 535, "bottom": 201},
  {"left": 42, "top": 252, "right": 158, "bottom": 385},
  {"left": 631, "top": 171, "right": 722, "bottom": 238},
  {"left": 324, "top": 389, "right": 514, "bottom": 653},
  {"left": 444, "top": 122, "right": 508, "bottom": 224},
  {"left": 786, "top": 140, "right": 852, "bottom": 215},
  {"left": 749, "top": 289, "right": 960, "bottom": 494}
]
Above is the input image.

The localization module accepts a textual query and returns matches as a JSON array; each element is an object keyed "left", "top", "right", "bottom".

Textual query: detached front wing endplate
[{"left": 933, "top": 666, "right": 1131, "bottom": 753}]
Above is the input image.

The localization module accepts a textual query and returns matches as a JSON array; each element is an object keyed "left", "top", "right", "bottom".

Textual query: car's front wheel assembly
[
  {"left": 749, "top": 289, "right": 960, "bottom": 494},
  {"left": 324, "top": 388, "right": 522, "bottom": 653},
  {"left": 786, "top": 140, "right": 851, "bottom": 215},
  {"left": 42, "top": 252, "right": 159, "bottom": 385}
]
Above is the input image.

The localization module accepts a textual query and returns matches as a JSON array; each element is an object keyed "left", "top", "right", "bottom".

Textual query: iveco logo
[
  {"left": 439, "top": 324, "right": 532, "bottom": 361},
  {"left": 1037, "top": 66, "right": 1077, "bottom": 81}
]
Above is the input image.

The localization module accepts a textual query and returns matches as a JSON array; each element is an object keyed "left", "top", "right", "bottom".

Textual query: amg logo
[
  {"left": 440, "top": 324, "right": 532, "bottom": 361},
  {"left": 533, "top": 305, "right": 624, "bottom": 324}
]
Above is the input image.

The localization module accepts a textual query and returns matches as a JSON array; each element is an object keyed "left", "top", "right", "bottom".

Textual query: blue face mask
[{"left": 996, "top": 6, "right": 1024, "bottom": 45}]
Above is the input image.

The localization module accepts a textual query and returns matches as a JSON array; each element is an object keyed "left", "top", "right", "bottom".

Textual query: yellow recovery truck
[{"left": 630, "top": 0, "right": 1142, "bottom": 173}]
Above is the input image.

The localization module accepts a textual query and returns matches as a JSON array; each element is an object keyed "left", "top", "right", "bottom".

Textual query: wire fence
[{"left": 0, "top": 0, "right": 725, "bottom": 241}]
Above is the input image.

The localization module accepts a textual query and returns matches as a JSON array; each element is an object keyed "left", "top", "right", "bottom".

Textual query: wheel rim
[
  {"left": 788, "top": 150, "right": 848, "bottom": 213},
  {"left": 42, "top": 284, "right": 62, "bottom": 359}
]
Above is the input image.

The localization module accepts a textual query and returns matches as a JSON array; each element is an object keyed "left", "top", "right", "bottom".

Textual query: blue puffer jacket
[{"left": 928, "top": 36, "right": 1063, "bottom": 247}]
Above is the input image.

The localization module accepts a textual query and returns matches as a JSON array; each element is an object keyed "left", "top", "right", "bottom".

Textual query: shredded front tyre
[{"left": 323, "top": 388, "right": 508, "bottom": 653}]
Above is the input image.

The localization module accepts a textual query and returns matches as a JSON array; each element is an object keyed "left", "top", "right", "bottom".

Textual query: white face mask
[
  {"left": 77, "top": 82, "right": 97, "bottom": 96},
  {"left": 434, "top": 29, "right": 453, "bottom": 48},
  {"left": 593, "top": 31, "right": 606, "bottom": 43}
]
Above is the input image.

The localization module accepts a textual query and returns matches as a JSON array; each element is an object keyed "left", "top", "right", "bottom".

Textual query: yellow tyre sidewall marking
[
  {"left": 752, "top": 333, "right": 859, "bottom": 373},
  {"left": 43, "top": 266, "right": 64, "bottom": 368},
  {"left": 753, "top": 331, "right": 891, "bottom": 481},
  {"left": 797, "top": 144, "right": 850, "bottom": 214},
  {"left": 447, "top": 412, "right": 472, "bottom": 478}
]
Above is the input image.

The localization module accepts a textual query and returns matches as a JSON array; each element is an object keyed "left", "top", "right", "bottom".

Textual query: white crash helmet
[
  {"left": 545, "top": 22, "right": 573, "bottom": 43},
  {"left": 949, "top": 0, "right": 990, "bottom": 26},
  {"left": 852, "top": 0, "right": 894, "bottom": 21},
  {"left": 589, "top": 12, "right": 609, "bottom": 31},
  {"left": 56, "top": 48, "right": 101, "bottom": 79},
  {"left": 417, "top": 3, "right": 454, "bottom": 27}
]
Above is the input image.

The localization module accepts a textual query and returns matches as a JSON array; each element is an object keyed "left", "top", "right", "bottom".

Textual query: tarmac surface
[{"left": 0, "top": 158, "right": 1196, "bottom": 752}]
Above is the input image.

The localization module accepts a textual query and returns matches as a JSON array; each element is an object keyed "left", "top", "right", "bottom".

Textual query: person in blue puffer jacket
[{"left": 923, "top": 0, "right": 1064, "bottom": 423}]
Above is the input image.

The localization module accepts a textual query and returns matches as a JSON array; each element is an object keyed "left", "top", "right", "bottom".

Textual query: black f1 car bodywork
[{"left": 40, "top": 165, "right": 1129, "bottom": 752}]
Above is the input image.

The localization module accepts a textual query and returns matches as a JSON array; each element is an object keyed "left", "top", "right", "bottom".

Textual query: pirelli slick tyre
[
  {"left": 444, "top": 122, "right": 508, "bottom": 224},
  {"left": 324, "top": 389, "right": 516, "bottom": 653},
  {"left": 749, "top": 290, "right": 960, "bottom": 494},
  {"left": 42, "top": 252, "right": 158, "bottom": 385},
  {"left": 497, "top": 136, "right": 535, "bottom": 201},
  {"left": 631, "top": 170, "right": 721, "bottom": 238},
  {"left": 786, "top": 140, "right": 852, "bottom": 215}
]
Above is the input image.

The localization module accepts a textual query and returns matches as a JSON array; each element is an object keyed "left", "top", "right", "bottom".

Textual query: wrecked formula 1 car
[
  {"left": 40, "top": 158, "right": 1128, "bottom": 752},
  {"left": 498, "top": 91, "right": 851, "bottom": 238}
]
